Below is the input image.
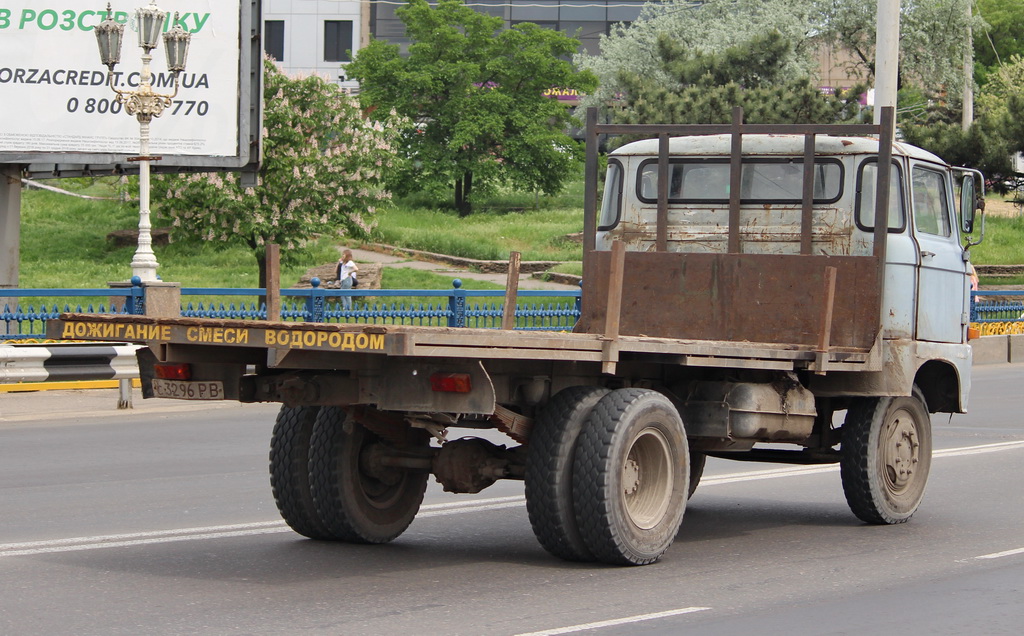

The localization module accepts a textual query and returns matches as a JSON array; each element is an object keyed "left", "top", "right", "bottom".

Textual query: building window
[
  {"left": 325, "top": 20, "right": 354, "bottom": 62},
  {"left": 264, "top": 20, "right": 284, "bottom": 62}
]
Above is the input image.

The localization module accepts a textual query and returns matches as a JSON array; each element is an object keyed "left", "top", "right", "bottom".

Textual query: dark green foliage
[
  {"left": 613, "top": 31, "right": 864, "bottom": 134},
  {"left": 901, "top": 109, "right": 1016, "bottom": 189}
]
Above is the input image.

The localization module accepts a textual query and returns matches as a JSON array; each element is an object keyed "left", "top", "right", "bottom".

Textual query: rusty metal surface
[{"left": 578, "top": 251, "right": 880, "bottom": 350}]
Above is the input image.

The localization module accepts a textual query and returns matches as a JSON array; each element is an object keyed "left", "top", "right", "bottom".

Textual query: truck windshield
[{"left": 637, "top": 159, "right": 843, "bottom": 204}]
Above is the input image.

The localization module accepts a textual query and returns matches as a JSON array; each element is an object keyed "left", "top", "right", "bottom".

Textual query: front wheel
[
  {"left": 572, "top": 388, "right": 689, "bottom": 566},
  {"left": 840, "top": 389, "right": 932, "bottom": 524},
  {"left": 309, "top": 406, "right": 429, "bottom": 543}
]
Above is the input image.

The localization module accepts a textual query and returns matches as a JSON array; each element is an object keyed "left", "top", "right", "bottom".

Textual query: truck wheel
[
  {"left": 688, "top": 451, "right": 706, "bottom": 500},
  {"left": 309, "top": 406, "right": 429, "bottom": 543},
  {"left": 572, "top": 388, "right": 689, "bottom": 566},
  {"left": 269, "top": 405, "right": 334, "bottom": 540},
  {"left": 840, "top": 388, "right": 932, "bottom": 524},
  {"left": 525, "top": 386, "right": 610, "bottom": 561}
]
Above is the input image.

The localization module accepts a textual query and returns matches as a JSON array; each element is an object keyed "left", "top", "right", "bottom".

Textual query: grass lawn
[
  {"left": 16, "top": 179, "right": 1024, "bottom": 291},
  {"left": 17, "top": 177, "right": 587, "bottom": 291}
]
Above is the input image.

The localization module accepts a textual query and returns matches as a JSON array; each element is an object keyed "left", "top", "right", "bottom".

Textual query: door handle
[{"left": 920, "top": 250, "right": 936, "bottom": 258}]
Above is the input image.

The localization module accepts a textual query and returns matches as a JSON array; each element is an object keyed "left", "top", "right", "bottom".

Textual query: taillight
[
  {"left": 154, "top": 363, "right": 192, "bottom": 380},
  {"left": 430, "top": 372, "right": 472, "bottom": 393}
]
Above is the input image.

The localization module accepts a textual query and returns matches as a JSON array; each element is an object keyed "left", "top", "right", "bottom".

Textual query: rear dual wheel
[
  {"left": 572, "top": 388, "right": 689, "bottom": 565},
  {"left": 525, "top": 386, "right": 610, "bottom": 561},
  {"left": 270, "top": 405, "right": 333, "bottom": 539},
  {"left": 269, "top": 405, "right": 429, "bottom": 544},
  {"left": 688, "top": 451, "right": 706, "bottom": 500}
]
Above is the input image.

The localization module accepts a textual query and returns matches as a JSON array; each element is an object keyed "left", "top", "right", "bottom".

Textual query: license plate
[{"left": 151, "top": 378, "right": 225, "bottom": 400}]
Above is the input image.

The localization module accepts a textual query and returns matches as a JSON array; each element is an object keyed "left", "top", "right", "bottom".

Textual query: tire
[
  {"left": 309, "top": 406, "right": 429, "bottom": 543},
  {"left": 840, "top": 388, "right": 932, "bottom": 524},
  {"left": 572, "top": 388, "right": 689, "bottom": 566},
  {"left": 688, "top": 451, "right": 706, "bottom": 500},
  {"left": 525, "top": 386, "right": 610, "bottom": 561},
  {"left": 269, "top": 405, "right": 334, "bottom": 540}
]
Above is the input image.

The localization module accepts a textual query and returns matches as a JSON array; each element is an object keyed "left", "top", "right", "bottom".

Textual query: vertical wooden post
[
  {"left": 873, "top": 107, "right": 895, "bottom": 338},
  {"left": 657, "top": 133, "right": 670, "bottom": 252},
  {"left": 815, "top": 266, "right": 838, "bottom": 374},
  {"left": 582, "top": 107, "right": 600, "bottom": 326},
  {"left": 601, "top": 240, "right": 626, "bottom": 374},
  {"left": 501, "top": 251, "right": 521, "bottom": 330},
  {"left": 728, "top": 107, "right": 744, "bottom": 254},
  {"left": 800, "top": 133, "right": 816, "bottom": 255},
  {"left": 266, "top": 243, "right": 281, "bottom": 322}
]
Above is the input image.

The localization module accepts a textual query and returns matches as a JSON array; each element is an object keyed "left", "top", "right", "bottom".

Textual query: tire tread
[
  {"left": 269, "top": 405, "right": 334, "bottom": 540},
  {"left": 525, "top": 386, "right": 609, "bottom": 561}
]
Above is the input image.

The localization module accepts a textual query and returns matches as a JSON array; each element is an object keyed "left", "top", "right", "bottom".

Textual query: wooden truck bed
[{"left": 49, "top": 312, "right": 878, "bottom": 374}]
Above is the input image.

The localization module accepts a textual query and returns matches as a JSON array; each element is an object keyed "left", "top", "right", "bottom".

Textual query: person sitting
[{"left": 336, "top": 249, "right": 359, "bottom": 311}]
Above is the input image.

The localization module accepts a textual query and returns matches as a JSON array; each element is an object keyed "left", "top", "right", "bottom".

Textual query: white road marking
[
  {"left": 694, "top": 439, "right": 1024, "bottom": 486},
  {"left": 514, "top": 607, "right": 711, "bottom": 636},
  {"left": 976, "top": 547, "right": 1024, "bottom": 560},
  {"left": 933, "top": 439, "right": 1024, "bottom": 457},
  {"left": 0, "top": 496, "right": 525, "bottom": 558},
  {"left": 2, "top": 440, "right": 1022, "bottom": 559}
]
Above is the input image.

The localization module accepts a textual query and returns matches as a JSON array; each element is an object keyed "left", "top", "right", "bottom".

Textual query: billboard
[{"left": 0, "top": 0, "right": 260, "bottom": 176}]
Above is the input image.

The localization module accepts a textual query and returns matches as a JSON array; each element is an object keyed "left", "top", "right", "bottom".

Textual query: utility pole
[
  {"left": 963, "top": 0, "right": 974, "bottom": 131},
  {"left": 874, "top": 0, "right": 900, "bottom": 125},
  {"left": 0, "top": 166, "right": 20, "bottom": 336}
]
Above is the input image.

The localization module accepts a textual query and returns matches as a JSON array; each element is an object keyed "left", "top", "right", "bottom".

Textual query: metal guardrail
[
  {"left": 971, "top": 290, "right": 1024, "bottom": 323},
  {"left": 0, "top": 342, "right": 142, "bottom": 383},
  {"left": 0, "top": 278, "right": 583, "bottom": 341},
  {"left": 0, "top": 342, "right": 142, "bottom": 408}
]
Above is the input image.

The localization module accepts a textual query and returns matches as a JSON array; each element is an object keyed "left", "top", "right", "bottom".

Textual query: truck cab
[{"left": 587, "top": 129, "right": 983, "bottom": 413}]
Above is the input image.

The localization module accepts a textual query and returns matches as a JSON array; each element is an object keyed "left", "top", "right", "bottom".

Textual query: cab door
[{"left": 911, "top": 163, "right": 966, "bottom": 343}]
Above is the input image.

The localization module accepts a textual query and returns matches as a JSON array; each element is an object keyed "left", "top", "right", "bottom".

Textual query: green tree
[
  {"left": 817, "top": 0, "right": 983, "bottom": 93},
  {"left": 346, "top": 0, "right": 598, "bottom": 216},
  {"left": 901, "top": 56, "right": 1024, "bottom": 187},
  {"left": 580, "top": 0, "right": 983, "bottom": 111},
  {"left": 578, "top": 0, "right": 819, "bottom": 110},
  {"left": 614, "top": 32, "right": 865, "bottom": 129},
  {"left": 974, "top": 0, "right": 1024, "bottom": 85},
  {"left": 154, "top": 59, "right": 408, "bottom": 286}
]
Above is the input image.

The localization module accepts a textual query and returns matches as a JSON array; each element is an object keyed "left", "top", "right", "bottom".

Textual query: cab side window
[{"left": 912, "top": 167, "right": 951, "bottom": 237}]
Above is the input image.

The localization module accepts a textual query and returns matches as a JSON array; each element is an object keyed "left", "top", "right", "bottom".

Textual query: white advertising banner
[{"left": 0, "top": 1, "right": 241, "bottom": 157}]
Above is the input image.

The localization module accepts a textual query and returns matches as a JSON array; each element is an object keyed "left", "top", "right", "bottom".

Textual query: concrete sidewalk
[{"left": 0, "top": 387, "right": 246, "bottom": 425}]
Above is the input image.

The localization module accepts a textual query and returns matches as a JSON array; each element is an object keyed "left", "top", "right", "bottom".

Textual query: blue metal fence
[
  {"left": 1, "top": 278, "right": 582, "bottom": 341},
  {"left": 970, "top": 290, "right": 1024, "bottom": 323},
  {"left": 4, "top": 283, "right": 1020, "bottom": 341}
]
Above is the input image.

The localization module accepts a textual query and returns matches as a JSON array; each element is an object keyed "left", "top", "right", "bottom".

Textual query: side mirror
[{"left": 960, "top": 174, "right": 977, "bottom": 234}]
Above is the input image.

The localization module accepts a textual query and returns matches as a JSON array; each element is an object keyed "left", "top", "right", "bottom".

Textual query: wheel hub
[
  {"left": 623, "top": 457, "right": 641, "bottom": 495},
  {"left": 882, "top": 408, "right": 920, "bottom": 494},
  {"left": 621, "top": 427, "right": 674, "bottom": 530}
]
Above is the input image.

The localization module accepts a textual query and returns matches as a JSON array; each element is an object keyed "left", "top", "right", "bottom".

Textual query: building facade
[
  {"left": 263, "top": 0, "right": 648, "bottom": 88},
  {"left": 262, "top": 0, "right": 365, "bottom": 91},
  {"left": 262, "top": 2, "right": 865, "bottom": 97}
]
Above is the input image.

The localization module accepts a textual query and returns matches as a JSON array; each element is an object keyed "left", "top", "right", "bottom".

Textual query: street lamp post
[{"left": 94, "top": 2, "right": 191, "bottom": 282}]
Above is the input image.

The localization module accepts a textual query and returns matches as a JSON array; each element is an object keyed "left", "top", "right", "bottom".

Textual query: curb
[
  {"left": 971, "top": 334, "right": 1024, "bottom": 364},
  {"left": 532, "top": 271, "right": 582, "bottom": 286},
  {"left": 0, "top": 379, "right": 142, "bottom": 393}
]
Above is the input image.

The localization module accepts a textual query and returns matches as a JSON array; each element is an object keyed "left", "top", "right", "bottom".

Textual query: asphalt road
[{"left": 2, "top": 365, "right": 1023, "bottom": 635}]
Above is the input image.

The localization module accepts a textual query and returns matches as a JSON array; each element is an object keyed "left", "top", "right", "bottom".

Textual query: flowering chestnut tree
[{"left": 154, "top": 59, "right": 408, "bottom": 286}]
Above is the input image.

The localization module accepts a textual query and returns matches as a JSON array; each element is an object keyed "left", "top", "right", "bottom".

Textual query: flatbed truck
[{"left": 51, "top": 108, "right": 985, "bottom": 565}]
